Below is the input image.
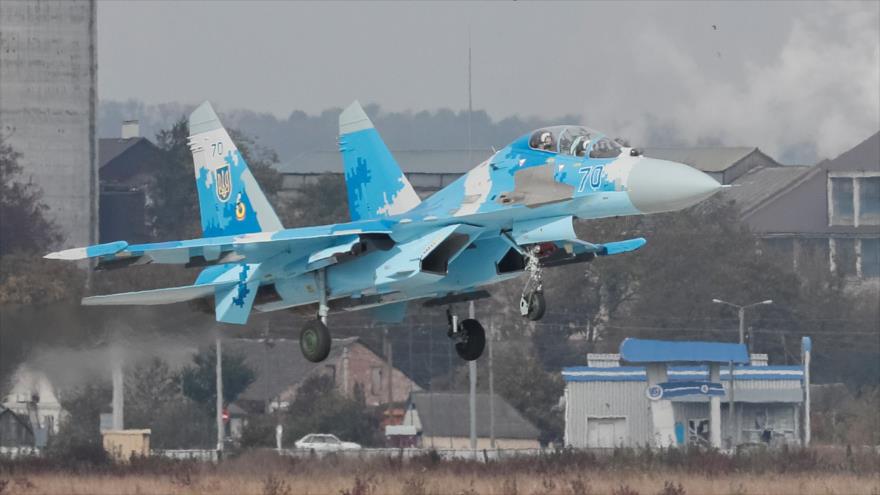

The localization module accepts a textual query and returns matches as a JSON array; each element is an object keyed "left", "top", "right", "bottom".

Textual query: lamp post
[
  {"left": 711, "top": 299, "right": 773, "bottom": 345},
  {"left": 711, "top": 298, "right": 772, "bottom": 448}
]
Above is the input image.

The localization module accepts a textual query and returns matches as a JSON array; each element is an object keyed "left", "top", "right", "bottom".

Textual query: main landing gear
[
  {"left": 300, "top": 268, "right": 332, "bottom": 363},
  {"left": 519, "top": 245, "right": 547, "bottom": 321},
  {"left": 446, "top": 308, "right": 486, "bottom": 361}
]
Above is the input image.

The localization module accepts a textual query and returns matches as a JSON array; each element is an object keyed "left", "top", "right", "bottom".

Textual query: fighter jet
[{"left": 46, "top": 101, "right": 721, "bottom": 363}]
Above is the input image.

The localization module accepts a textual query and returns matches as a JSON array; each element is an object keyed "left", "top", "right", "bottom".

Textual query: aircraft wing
[{"left": 44, "top": 220, "right": 394, "bottom": 268}]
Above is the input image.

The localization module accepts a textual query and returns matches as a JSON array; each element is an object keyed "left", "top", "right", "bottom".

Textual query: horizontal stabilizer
[
  {"left": 82, "top": 283, "right": 231, "bottom": 306},
  {"left": 45, "top": 241, "right": 128, "bottom": 260}
]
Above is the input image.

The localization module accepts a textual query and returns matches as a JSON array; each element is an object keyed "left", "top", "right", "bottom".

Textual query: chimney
[{"left": 121, "top": 120, "right": 140, "bottom": 139}]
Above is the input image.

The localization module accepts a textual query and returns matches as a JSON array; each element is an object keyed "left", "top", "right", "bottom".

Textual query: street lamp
[
  {"left": 711, "top": 299, "right": 773, "bottom": 344},
  {"left": 711, "top": 298, "right": 773, "bottom": 448}
]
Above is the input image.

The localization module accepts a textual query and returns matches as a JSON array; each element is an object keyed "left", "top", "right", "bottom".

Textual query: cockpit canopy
[{"left": 527, "top": 125, "right": 623, "bottom": 159}]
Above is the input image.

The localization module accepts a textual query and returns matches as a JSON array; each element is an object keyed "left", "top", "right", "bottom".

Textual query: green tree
[
  {"left": 47, "top": 384, "right": 111, "bottom": 463},
  {"left": 0, "top": 137, "right": 62, "bottom": 255},
  {"left": 278, "top": 375, "right": 380, "bottom": 447},
  {"left": 279, "top": 174, "right": 349, "bottom": 227},
  {"left": 493, "top": 342, "right": 565, "bottom": 445},
  {"left": 181, "top": 346, "right": 255, "bottom": 414}
]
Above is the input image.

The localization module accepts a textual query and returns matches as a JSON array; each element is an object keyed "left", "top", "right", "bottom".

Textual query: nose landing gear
[{"left": 519, "top": 245, "right": 547, "bottom": 321}]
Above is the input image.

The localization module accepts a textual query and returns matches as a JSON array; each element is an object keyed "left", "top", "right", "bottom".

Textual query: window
[
  {"left": 797, "top": 238, "right": 830, "bottom": 273},
  {"left": 861, "top": 238, "right": 880, "bottom": 278},
  {"left": 858, "top": 177, "right": 880, "bottom": 225},
  {"left": 832, "top": 238, "right": 857, "bottom": 276},
  {"left": 762, "top": 238, "right": 794, "bottom": 262},
  {"left": 687, "top": 419, "right": 710, "bottom": 446},
  {"left": 831, "top": 177, "right": 854, "bottom": 225}
]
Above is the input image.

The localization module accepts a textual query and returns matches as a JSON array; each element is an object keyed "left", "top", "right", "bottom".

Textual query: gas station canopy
[{"left": 620, "top": 338, "right": 749, "bottom": 364}]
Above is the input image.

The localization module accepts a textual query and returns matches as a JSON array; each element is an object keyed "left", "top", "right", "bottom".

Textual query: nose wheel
[
  {"left": 519, "top": 245, "right": 547, "bottom": 321},
  {"left": 520, "top": 289, "right": 546, "bottom": 321},
  {"left": 447, "top": 308, "right": 486, "bottom": 361}
]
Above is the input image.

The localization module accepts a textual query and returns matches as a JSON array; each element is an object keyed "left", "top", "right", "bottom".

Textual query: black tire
[
  {"left": 455, "top": 318, "right": 486, "bottom": 361},
  {"left": 300, "top": 320, "right": 331, "bottom": 362},
  {"left": 526, "top": 291, "right": 546, "bottom": 321}
]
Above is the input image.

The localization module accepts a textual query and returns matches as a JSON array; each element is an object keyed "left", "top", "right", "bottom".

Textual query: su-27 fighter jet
[{"left": 46, "top": 101, "right": 722, "bottom": 363}]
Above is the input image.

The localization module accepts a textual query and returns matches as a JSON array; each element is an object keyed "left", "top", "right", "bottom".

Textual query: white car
[{"left": 294, "top": 433, "right": 361, "bottom": 451}]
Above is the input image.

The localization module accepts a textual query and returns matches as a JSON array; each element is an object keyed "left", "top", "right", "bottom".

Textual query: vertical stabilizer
[
  {"left": 188, "top": 101, "right": 283, "bottom": 237},
  {"left": 338, "top": 101, "right": 421, "bottom": 221}
]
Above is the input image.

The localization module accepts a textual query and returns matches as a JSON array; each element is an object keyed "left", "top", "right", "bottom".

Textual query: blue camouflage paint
[
  {"left": 197, "top": 150, "right": 263, "bottom": 237},
  {"left": 340, "top": 128, "right": 416, "bottom": 221},
  {"left": 232, "top": 264, "right": 252, "bottom": 307}
]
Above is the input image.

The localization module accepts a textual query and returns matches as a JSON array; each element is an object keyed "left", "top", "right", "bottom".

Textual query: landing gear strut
[
  {"left": 447, "top": 308, "right": 486, "bottom": 361},
  {"left": 519, "top": 245, "right": 547, "bottom": 321},
  {"left": 300, "top": 268, "right": 332, "bottom": 363}
]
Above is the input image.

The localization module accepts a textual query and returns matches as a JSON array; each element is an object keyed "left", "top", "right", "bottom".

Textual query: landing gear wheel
[
  {"left": 454, "top": 318, "right": 486, "bottom": 361},
  {"left": 300, "top": 320, "right": 331, "bottom": 363},
  {"left": 519, "top": 244, "right": 546, "bottom": 321},
  {"left": 521, "top": 290, "right": 546, "bottom": 321}
]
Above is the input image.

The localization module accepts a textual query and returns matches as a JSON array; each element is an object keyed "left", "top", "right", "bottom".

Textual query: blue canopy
[{"left": 620, "top": 338, "right": 749, "bottom": 364}]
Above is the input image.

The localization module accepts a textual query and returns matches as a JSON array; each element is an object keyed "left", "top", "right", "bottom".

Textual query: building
[
  {"left": 226, "top": 337, "right": 421, "bottom": 413},
  {"left": 0, "top": 407, "right": 35, "bottom": 449},
  {"left": 0, "top": 0, "right": 98, "bottom": 248},
  {"left": 98, "top": 121, "right": 163, "bottom": 243},
  {"left": 725, "top": 133, "right": 880, "bottom": 288},
  {"left": 562, "top": 338, "right": 811, "bottom": 449},
  {"left": 1, "top": 364, "right": 65, "bottom": 437},
  {"left": 403, "top": 391, "right": 541, "bottom": 449}
]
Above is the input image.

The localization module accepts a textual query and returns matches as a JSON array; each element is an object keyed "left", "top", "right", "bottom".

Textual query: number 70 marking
[{"left": 578, "top": 165, "right": 604, "bottom": 192}]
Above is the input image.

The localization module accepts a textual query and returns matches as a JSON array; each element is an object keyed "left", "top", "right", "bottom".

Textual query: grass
[{"left": 0, "top": 448, "right": 877, "bottom": 495}]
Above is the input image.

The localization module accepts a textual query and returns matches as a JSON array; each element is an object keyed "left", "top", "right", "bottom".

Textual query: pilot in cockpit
[
  {"left": 539, "top": 131, "right": 555, "bottom": 151},
  {"left": 573, "top": 137, "right": 590, "bottom": 157}
]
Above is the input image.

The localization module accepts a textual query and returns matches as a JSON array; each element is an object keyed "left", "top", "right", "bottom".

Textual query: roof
[
  {"left": 410, "top": 392, "right": 540, "bottom": 440},
  {"left": 724, "top": 165, "right": 814, "bottom": 215},
  {"left": 562, "top": 365, "right": 805, "bottom": 382},
  {"left": 99, "top": 137, "right": 148, "bottom": 169},
  {"left": 274, "top": 149, "right": 492, "bottom": 175},
  {"left": 620, "top": 338, "right": 750, "bottom": 364},
  {"left": 99, "top": 137, "right": 163, "bottom": 183},
  {"left": 642, "top": 147, "right": 758, "bottom": 173},
  {"left": 820, "top": 131, "right": 879, "bottom": 173},
  {"left": 224, "top": 337, "right": 358, "bottom": 402}
]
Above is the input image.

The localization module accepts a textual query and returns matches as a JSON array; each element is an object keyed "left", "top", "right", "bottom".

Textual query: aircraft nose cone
[{"left": 627, "top": 158, "right": 722, "bottom": 214}]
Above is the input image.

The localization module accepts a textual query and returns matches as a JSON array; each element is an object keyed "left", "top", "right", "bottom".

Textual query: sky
[{"left": 98, "top": 1, "right": 879, "bottom": 163}]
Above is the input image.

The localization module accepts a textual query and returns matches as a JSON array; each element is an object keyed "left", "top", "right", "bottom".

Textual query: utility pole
[
  {"left": 488, "top": 318, "right": 495, "bottom": 449},
  {"left": 385, "top": 328, "right": 393, "bottom": 405},
  {"left": 468, "top": 301, "right": 477, "bottom": 451},
  {"left": 466, "top": 25, "right": 472, "bottom": 168},
  {"left": 215, "top": 336, "right": 224, "bottom": 454}
]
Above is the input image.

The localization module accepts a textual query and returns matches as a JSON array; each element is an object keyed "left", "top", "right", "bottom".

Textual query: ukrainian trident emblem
[{"left": 215, "top": 165, "right": 232, "bottom": 202}]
